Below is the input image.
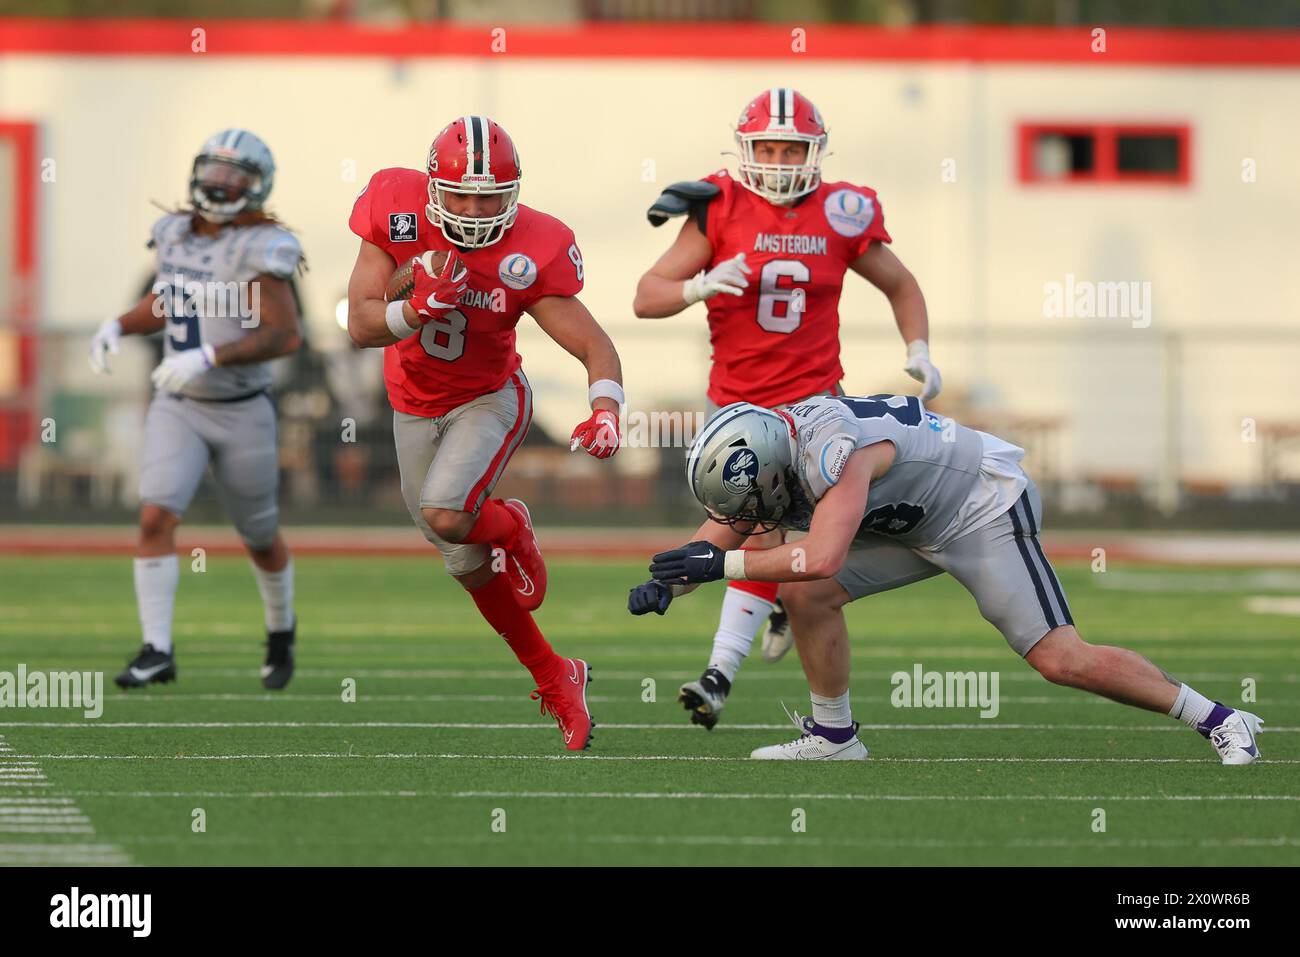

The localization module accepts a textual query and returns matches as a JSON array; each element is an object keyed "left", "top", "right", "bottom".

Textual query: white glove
[
  {"left": 151, "top": 344, "right": 216, "bottom": 393},
  {"left": 88, "top": 318, "right": 123, "bottom": 375},
  {"left": 682, "top": 253, "right": 751, "bottom": 305},
  {"left": 903, "top": 340, "right": 943, "bottom": 401}
]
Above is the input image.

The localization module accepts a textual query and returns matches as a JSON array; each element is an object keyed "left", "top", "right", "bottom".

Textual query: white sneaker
[
  {"left": 760, "top": 599, "right": 795, "bottom": 664},
  {"left": 1209, "top": 709, "right": 1263, "bottom": 765},
  {"left": 750, "top": 712, "right": 869, "bottom": 761}
]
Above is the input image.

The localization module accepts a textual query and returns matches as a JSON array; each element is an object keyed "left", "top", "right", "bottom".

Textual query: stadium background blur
[{"left": 2, "top": 0, "right": 1299, "bottom": 536}]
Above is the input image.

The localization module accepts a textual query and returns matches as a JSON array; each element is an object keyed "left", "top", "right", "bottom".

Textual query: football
[{"left": 384, "top": 249, "right": 450, "bottom": 302}]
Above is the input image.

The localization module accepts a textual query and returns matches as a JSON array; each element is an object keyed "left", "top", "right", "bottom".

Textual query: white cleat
[
  {"left": 1209, "top": 709, "right": 1263, "bottom": 765},
  {"left": 760, "top": 599, "right": 795, "bottom": 664},
  {"left": 750, "top": 711, "right": 869, "bottom": 761}
]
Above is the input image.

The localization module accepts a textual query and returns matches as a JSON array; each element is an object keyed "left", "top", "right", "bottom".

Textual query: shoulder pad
[{"left": 646, "top": 180, "right": 722, "bottom": 227}]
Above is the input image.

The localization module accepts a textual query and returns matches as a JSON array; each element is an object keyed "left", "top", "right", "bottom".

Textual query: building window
[{"left": 1019, "top": 123, "right": 1191, "bottom": 185}]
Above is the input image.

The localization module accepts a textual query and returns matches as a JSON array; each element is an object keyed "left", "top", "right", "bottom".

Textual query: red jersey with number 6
[
  {"left": 699, "top": 169, "right": 890, "bottom": 407},
  {"left": 349, "top": 167, "right": 584, "bottom": 417}
]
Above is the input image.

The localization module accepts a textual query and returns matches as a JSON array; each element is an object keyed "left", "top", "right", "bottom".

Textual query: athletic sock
[
  {"left": 810, "top": 690, "right": 853, "bottom": 732},
  {"left": 461, "top": 498, "right": 520, "bottom": 546},
  {"left": 134, "top": 554, "right": 179, "bottom": 654},
  {"left": 707, "top": 585, "right": 775, "bottom": 683},
  {"left": 1170, "top": 686, "right": 1216, "bottom": 738},
  {"left": 250, "top": 558, "right": 295, "bottom": 633},
  {"left": 467, "top": 571, "right": 560, "bottom": 685}
]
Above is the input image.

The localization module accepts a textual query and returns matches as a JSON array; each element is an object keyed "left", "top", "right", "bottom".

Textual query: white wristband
[
  {"left": 386, "top": 299, "right": 418, "bottom": 340},
  {"left": 906, "top": 339, "right": 930, "bottom": 361},
  {"left": 723, "top": 550, "right": 747, "bottom": 581},
  {"left": 588, "top": 378, "right": 624, "bottom": 407}
]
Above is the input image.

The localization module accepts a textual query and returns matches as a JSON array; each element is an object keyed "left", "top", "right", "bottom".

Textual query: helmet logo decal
[{"left": 721, "top": 448, "right": 759, "bottom": 495}]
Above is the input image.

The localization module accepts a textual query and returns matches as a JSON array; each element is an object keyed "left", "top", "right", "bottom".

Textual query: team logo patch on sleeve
[
  {"left": 819, "top": 435, "right": 856, "bottom": 486},
  {"left": 498, "top": 253, "right": 538, "bottom": 290},
  {"left": 721, "top": 448, "right": 759, "bottom": 495},
  {"left": 389, "top": 213, "right": 418, "bottom": 242},
  {"left": 823, "top": 189, "right": 875, "bottom": 238}
]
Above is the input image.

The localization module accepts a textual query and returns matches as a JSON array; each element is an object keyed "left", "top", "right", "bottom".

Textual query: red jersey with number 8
[
  {"left": 699, "top": 169, "right": 890, "bottom": 407},
  {"left": 349, "top": 167, "right": 584, "bottom": 417}
]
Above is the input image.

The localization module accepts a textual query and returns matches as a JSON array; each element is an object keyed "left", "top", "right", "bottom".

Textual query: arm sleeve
[
  {"left": 246, "top": 228, "right": 304, "bottom": 279},
  {"left": 526, "top": 226, "right": 584, "bottom": 306},
  {"left": 849, "top": 192, "right": 892, "bottom": 259},
  {"left": 348, "top": 173, "right": 382, "bottom": 244}
]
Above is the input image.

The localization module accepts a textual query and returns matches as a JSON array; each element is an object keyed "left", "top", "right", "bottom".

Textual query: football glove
[
  {"left": 649, "top": 540, "right": 727, "bottom": 584},
  {"left": 903, "top": 340, "right": 943, "bottom": 402},
  {"left": 570, "top": 409, "right": 620, "bottom": 458},
  {"left": 628, "top": 580, "right": 674, "bottom": 616},
  {"left": 682, "top": 253, "right": 751, "bottom": 305},
  {"left": 88, "top": 318, "right": 123, "bottom": 375},
  {"left": 411, "top": 250, "right": 469, "bottom": 320},
  {"left": 151, "top": 344, "right": 216, "bottom": 393}
]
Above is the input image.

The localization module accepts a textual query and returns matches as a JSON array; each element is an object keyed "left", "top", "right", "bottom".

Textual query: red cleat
[
  {"left": 502, "top": 498, "right": 547, "bottom": 611},
  {"left": 530, "top": 657, "right": 594, "bottom": 751}
]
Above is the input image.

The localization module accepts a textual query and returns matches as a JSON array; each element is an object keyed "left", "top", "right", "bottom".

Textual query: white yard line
[{"left": 49, "top": 789, "right": 1300, "bottom": 802}]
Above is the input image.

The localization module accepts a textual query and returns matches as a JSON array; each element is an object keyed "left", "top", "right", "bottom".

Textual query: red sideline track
[
  {"left": 0, "top": 19, "right": 1299, "bottom": 66},
  {"left": 3, "top": 526, "right": 1300, "bottom": 566}
]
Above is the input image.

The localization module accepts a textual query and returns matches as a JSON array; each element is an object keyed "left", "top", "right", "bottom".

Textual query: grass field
[{"left": 0, "top": 554, "right": 1296, "bottom": 866}]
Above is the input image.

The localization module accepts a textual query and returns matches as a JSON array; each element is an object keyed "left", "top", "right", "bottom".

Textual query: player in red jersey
[
  {"left": 633, "top": 88, "right": 942, "bottom": 728},
  {"left": 346, "top": 116, "right": 623, "bottom": 750}
]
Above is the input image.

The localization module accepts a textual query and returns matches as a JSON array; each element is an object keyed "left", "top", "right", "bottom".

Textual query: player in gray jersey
[
  {"left": 630, "top": 396, "right": 1263, "bottom": 765},
  {"left": 88, "top": 129, "right": 304, "bottom": 691}
]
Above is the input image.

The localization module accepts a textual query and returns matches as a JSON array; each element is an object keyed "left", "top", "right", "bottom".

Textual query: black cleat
[
  {"left": 677, "top": 667, "right": 732, "bottom": 730},
  {"left": 261, "top": 625, "right": 295, "bottom": 690},
  {"left": 114, "top": 643, "right": 177, "bottom": 689}
]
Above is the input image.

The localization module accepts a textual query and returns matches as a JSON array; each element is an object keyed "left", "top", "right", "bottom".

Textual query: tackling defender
[
  {"left": 89, "top": 129, "right": 304, "bottom": 691},
  {"left": 630, "top": 396, "right": 1263, "bottom": 764},
  {"left": 633, "top": 88, "right": 941, "bottom": 729},
  {"left": 346, "top": 115, "right": 622, "bottom": 751}
]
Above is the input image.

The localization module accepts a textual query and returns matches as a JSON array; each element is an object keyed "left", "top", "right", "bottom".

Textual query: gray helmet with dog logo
[
  {"left": 685, "top": 402, "right": 797, "bottom": 532},
  {"left": 189, "top": 129, "right": 276, "bottom": 224}
]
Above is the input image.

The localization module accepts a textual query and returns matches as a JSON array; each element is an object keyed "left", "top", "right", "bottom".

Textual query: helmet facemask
[
  {"left": 735, "top": 133, "right": 825, "bottom": 205},
  {"left": 425, "top": 178, "right": 519, "bottom": 249},
  {"left": 706, "top": 468, "right": 794, "bottom": 535},
  {"left": 190, "top": 156, "right": 264, "bottom": 224}
]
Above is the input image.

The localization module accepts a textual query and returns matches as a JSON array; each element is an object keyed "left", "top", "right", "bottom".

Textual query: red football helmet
[
  {"left": 424, "top": 115, "right": 521, "bottom": 249},
  {"left": 733, "top": 88, "right": 828, "bottom": 204}
]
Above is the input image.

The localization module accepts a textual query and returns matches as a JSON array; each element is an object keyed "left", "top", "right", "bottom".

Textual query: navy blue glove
[
  {"left": 649, "top": 540, "right": 727, "bottom": 584},
  {"left": 628, "top": 580, "right": 674, "bottom": 616}
]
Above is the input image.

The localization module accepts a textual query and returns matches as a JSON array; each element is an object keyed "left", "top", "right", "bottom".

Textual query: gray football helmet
[
  {"left": 189, "top": 129, "right": 276, "bottom": 223},
  {"left": 686, "top": 402, "right": 798, "bottom": 532}
]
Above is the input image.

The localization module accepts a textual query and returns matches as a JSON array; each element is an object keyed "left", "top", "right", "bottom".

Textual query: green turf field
[{"left": 0, "top": 554, "right": 1296, "bottom": 866}]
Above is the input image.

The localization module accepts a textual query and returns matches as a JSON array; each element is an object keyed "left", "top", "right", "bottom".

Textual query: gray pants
[
  {"left": 835, "top": 482, "right": 1073, "bottom": 656},
  {"left": 139, "top": 392, "right": 280, "bottom": 549},
  {"left": 393, "top": 370, "right": 533, "bottom": 576}
]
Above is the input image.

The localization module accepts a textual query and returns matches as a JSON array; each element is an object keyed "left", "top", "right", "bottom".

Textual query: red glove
[
  {"left": 570, "top": 409, "right": 620, "bottom": 459},
  {"left": 411, "top": 250, "right": 469, "bottom": 321}
]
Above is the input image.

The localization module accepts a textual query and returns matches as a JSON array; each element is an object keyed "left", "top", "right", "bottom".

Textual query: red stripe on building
[{"left": 0, "top": 20, "right": 1298, "bottom": 66}]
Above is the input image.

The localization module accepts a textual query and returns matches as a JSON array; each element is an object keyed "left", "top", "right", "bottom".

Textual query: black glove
[
  {"left": 628, "top": 580, "right": 674, "bottom": 616},
  {"left": 649, "top": 540, "right": 727, "bottom": 584}
]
